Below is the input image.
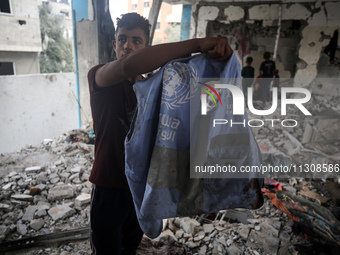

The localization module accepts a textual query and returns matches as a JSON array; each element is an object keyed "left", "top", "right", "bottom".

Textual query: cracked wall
[{"left": 190, "top": 1, "right": 340, "bottom": 82}]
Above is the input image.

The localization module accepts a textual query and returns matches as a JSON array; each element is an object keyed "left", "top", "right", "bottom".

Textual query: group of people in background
[{"left": 241, "top": 52, "right": 279, "bottom": 106}]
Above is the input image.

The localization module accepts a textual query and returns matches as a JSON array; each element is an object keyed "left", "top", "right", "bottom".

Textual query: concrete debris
[
  {"left": 75, "top": 193, "right": 91, "bottom": 207},
  {"left": 0, "top": 128, "right": 94, "bottom": 250},
  {"left": 48, "top": 204, "right": 76, "bottom": 221}
]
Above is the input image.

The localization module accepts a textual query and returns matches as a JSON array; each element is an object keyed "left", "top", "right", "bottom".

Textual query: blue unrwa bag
[{"left": 125, "top": 53, "right": 263, "bottom": 238}]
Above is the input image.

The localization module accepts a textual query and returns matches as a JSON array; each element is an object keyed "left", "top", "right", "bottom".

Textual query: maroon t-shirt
[{"left": 88, "top": 64, "right": 137, "bottom": 188}]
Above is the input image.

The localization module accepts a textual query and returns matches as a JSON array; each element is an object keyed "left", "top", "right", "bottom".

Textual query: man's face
[{"left": 113, "top": 26, "right": 148, "bottom": 60}]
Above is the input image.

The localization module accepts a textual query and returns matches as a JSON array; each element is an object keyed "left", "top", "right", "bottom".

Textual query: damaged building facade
[
  {"left": 165, "top": 0, "right": 340, "bottom": 80},
  {"left": 0, "top": 0, "right": 42, "bottom": 75},
  {"left": 161, "top": 0, "right": 340, "bottom": 151}
]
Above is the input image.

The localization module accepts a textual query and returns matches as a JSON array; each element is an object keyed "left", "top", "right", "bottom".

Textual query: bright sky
[{"left": 109, "top": 0, "right": 128, "bottom": 26}]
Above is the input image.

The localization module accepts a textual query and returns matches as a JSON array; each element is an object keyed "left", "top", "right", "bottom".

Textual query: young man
[
  {"left": 88, "top": 13, "right": 233, "bottom": 255},
  {"left": 241, "top": 56, "right": 255, "bottom": 97},
  {"left": 259, "top": 52, "right": 276, "bottom": 104}
]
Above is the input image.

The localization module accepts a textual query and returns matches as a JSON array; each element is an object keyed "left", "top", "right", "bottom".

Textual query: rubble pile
[
  {"left": 249, "top": 93, "right": 340, "bottom": 160},
  {"left": 158, "top": 209, "right": 295, "bottom": 255},
  {"left": 0, "top": 127, "right": 94, "bottom": 245}
]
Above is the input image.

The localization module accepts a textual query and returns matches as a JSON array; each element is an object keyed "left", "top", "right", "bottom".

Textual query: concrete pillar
[
  {"left": 72, "top": 0, "right": 115, "bottom": 126},
  {"left": 148, "top": 0, "right": 163, "bottom": 45},
  {"left": 180, "top": 5, "right": 191, "bottom": 41}
]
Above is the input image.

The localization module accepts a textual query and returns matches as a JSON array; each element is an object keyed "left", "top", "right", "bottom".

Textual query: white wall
[
  {"left": 0, "top": 73, "right": 79, "bottom": 153},
  {"left": 0, "top": 0, "right": 42, "bottom": 52}
]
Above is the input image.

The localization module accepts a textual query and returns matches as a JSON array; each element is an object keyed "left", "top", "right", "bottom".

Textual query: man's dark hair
[
  {"left": 263, "top": 52, "right": 271, "bottom": 60},
  {"left": 246, "top": 56, "right": 253, "bottom": 63},
  {"left": 116, "top": 13, "right": 151, "bottom": 45}
]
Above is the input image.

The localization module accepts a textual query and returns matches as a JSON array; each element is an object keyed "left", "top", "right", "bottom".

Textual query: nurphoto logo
[
  {"left": 200, "top": 84, "right": 312, "bottom": 128},
  {"left": 201, "top": 84, "right": 312, "bottom": 116}
]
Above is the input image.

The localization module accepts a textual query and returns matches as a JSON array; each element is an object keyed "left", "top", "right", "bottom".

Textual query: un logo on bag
[{"left": 162, "top": 62, "right": 198, "bottom": 110}]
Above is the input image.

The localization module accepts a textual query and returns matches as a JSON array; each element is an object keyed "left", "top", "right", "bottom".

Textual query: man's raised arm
[{"left": 95, "top": 37, "right": 233, "bottom": 87}]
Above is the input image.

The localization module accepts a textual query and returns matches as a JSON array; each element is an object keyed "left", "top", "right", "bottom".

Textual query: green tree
[
  {"left": 164, "top": 23, "right": 181, "bottom": 43},
  {"left": 39, "top": 4, "right": 73, "bottom": 73}
]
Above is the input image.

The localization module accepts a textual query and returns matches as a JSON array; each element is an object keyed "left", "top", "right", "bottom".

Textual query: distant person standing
[
  {"left": 259, "top": 52, "right": 276, "bottom": 104},
  {"left": 241, "top": 56, "right": 255, "bottom": 97}
]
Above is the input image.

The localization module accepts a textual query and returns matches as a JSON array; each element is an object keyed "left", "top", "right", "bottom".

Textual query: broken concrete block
[
  {"left": 84, "top": 181, "right": 92, "bottom": 188},
  {"left": 11, "top": 194, "right": 33, "bottom": 202},
  {"left": 72, "top": 177, "right": 82, "bottom": 184},
  {"left": 75, "top": 193, "right": 91, "bottom": 207},
  {"left": 17, "top": 223, "right": 27, "bottom": 236},
  {"left": 0, "top": 203, "right": 11, "bottom": 211},
  {"left": 238, "top": 225, "right": 250, "bottom": 241},
  {"left": 35, "top": 209, "right": 47, "bottom": 218},
  {"left": 193, "top": 230, "right": 205, "bottom": 242},
  {"left": 0, "top": 226, "right": 10, "bottom": 242},
  {"left": 48, "top": 185, "right": 75, "bottom": 201},
  {"left": 203, "top": 224, "right": 215, "bottom": 234},
  {"left": 8, "top": 171, "right": 18, "bottom": 177},
  {"left": 259, "top": 219, "right": 281, "bottom": 238},
  {"left": 25, "top": 166, "right": 43, "bottom": 173},
  {"left": 30, "top": 219, "right": 45, "bottom": 230},
  {"left": 36, "top": 172, "right": 47, "bottom": 184},
  {"left": 198, "top": 245, "right": 207, "bottom": 255},
  {"left": 226, "top": 244, "right": 243, "bottom": 255},
  {"left": 180, "top": 217, "right": 201, "bottom": 235},
  {"left": 168, "top": 218, "right": 179, "bottom": 233},
  {"left": 70, "top": 166, "right": 82, "bottom": 173},
  {"left": 59, "top": 172, "right": 70, "bottom": 181},
  {"left": 69, "top": 173, "right": 79, "bottom": 181},
  {"left": 48, "top": 205, "right": 76, "bottom": 221},
  {"left": 186, "top": 240, "right": 201, "bottom": 249},
  {"left": 2, "top": 183, "right": 13, "bottom": 190},
  {"left": 22, "top": 205, "right": 38, "bottom": 222},
  {"left": 246, "top": 229, "right": 280, "bottom": 254},
  {"left": 175, "top": 229, "right": 184, "bottom": 239}
]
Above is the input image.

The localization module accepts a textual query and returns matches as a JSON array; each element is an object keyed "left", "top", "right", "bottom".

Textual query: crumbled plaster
[
  {"left": 249, "top": 4, "right": 311, "bottom": 21},
  {"left": 317, "top": 54, "right": 340, "bottom": 79},
  {"left": 224, "top": 6, "right": 244, "bottom": 22},
  {"left": 282, "top": 4, "right": 311, "bottom": 20},
  {"left": 190, "top": 4, "right": 197, "bottom": 39},
  {"left": 296, "top": 59, "right": 307, "bottom": 70},
  {"left": 296, "top": 26, "right": 337, "bottom": 78},
  {"left": 295, "top": 65, "right": 319, "bottom": 80},
  {"left": 191, "top": 2, "right": 339, "bottom": 79},
  {"left": 307, "top": 6, "right": 327, "bottom": 26},
  {"left": 248, "top": 4, "right": 280, "bottom": 21},
  {"left": 197, "top": 6, "right": 219, "bottom": 38},
  {"left": 325, "top": 2, "right": 340, "bottom": 27},
  {"left": 88, "top": 0, "right": 94, "bottom": 21}
]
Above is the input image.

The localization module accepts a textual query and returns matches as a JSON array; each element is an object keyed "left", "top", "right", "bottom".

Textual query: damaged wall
[
  {"left": 188, "top": 0, "right": 340, "bottom": 83},
  {"left": 74, "top": 0, "right": 115, "bottom": 126},
  {"left": 0, "top": 0, "right": 42, "bottom": 74},
  {"left": 0, "top": 73, "right": 78, "bottom": 154}
]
